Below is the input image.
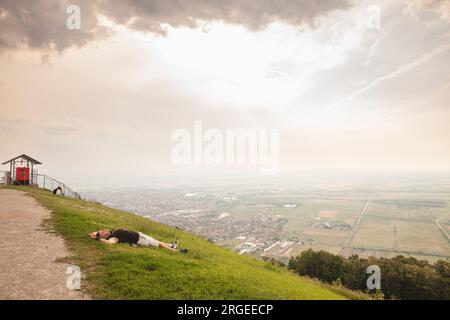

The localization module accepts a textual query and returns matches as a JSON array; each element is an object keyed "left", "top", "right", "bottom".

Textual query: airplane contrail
[{"left": 324, "top": 44, "right": 450, "bottom": 112}]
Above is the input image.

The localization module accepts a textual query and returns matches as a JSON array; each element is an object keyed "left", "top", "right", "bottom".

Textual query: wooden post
[{"left": 26, "top": 160, "right": 29, "bottom": 185}]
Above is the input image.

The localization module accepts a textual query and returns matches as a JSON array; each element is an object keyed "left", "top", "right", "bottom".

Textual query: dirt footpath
[{"left": 0, "top": 188, "right": 89, "bottom": 299}]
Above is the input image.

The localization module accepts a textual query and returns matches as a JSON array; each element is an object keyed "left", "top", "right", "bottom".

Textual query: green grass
[{"left": 12, "top": 186, "right": 367, "bottom": 300}]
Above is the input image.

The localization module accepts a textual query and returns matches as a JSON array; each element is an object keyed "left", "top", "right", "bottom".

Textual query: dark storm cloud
[
  {"left": 100, "top": 0, "right": 352, "bottom": 34},
  {"left": 0, "top": 0, "right": 351, "bottom": 52},
  {"left": 0, "top": 0, "right": 106, "bottom": 51}
]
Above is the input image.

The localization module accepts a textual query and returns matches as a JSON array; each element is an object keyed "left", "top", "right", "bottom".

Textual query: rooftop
[{"left": 2, "top": 154, "right": 42, "bottom": 165}]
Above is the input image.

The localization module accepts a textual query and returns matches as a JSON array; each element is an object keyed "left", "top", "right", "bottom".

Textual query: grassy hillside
[{"left": 17, "top": 186, "right": 366, "bottom": 300}]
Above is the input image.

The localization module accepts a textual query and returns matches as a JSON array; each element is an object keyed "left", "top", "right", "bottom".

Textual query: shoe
[
  {"left": 171, "top": 240, "right": 179, "bottom": 249},
  {"left": 180, "top": 248, "right": 189, "bottom": 254}
]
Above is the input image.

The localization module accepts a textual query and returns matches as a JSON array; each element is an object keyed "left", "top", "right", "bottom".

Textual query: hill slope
[{"left": 19, "top": 187, "right": 364, "bottom": 300}]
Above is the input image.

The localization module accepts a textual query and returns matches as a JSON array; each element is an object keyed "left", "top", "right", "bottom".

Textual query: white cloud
[
  {"left": 403, "top": 0, "right": 450, "bottom": 23},
  {"left": 364, "top": 35, "right": 387, "bottom": 66}
]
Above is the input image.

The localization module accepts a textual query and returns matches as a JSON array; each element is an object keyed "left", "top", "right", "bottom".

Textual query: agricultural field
[
  {"left": 342, "top": 184, "right": 450, "bottom": 261},
  {"left": 350, "top": 216, "right": 397, "bottom": 251},
  {"left": 231, "top": 183, "right": 450, "bottom": 262}
]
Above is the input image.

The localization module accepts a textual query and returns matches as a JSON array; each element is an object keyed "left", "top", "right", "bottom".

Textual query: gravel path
[{"left": 0, "top": 188, "right": 89, "bottom": 300}]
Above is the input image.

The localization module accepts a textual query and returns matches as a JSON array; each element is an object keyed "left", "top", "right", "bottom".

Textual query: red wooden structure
[{"left": 2, "top": 154, "right": 42, "bottom": 185}]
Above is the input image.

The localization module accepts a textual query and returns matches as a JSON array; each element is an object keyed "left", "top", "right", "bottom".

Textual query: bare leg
[{"left": 159, "top": 242, "right": 177, "bottom": 252}]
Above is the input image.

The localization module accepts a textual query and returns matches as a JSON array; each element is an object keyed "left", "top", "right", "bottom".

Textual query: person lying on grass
[{"left": 88, "top": 227, "right": 189, "bottom": 254}]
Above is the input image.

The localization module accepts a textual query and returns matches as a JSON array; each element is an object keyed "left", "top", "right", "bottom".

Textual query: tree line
[{"left": 286, "top": 249, "right": 450, "bottom": 299}]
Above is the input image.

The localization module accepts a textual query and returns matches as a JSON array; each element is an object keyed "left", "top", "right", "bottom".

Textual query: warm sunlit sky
[{"left": 0, "top": 0, "right": 449, "bottom": 187}]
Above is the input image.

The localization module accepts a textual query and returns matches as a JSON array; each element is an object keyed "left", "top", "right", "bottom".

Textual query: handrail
[
  {"left": 30, "top": 173, "right": 82, "bottom": 200},
  {"left": 0, "top": 170, "right": 6, "bottom": 184}
]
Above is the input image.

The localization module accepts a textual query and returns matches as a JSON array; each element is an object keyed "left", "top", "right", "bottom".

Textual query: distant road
[
  {"left": 435, "top": 216, "right": 450, "bottom": 244},
  {"left": 340, "top": 199, "right": 370, "bottom": 255}
]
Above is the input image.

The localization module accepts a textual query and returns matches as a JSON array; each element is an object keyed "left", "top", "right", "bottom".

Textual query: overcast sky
[{"left": 1, "top": 0, "right": 449, "bottom": 187}]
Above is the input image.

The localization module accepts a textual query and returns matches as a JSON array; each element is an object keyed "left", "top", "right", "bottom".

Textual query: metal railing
[
  {"left": 0, "top": 170, "right": 6, "bottom": 185},
  {"left": 31, "top": 173, "right": 82, "bottom": 200},
  {"left": 0, "top": 171, "right": 81, "bottom": 199}
]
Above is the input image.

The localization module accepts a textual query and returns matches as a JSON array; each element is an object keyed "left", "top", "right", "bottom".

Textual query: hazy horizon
[{"left": 74, "top": 170, "right": 450, "bottom": 190}]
